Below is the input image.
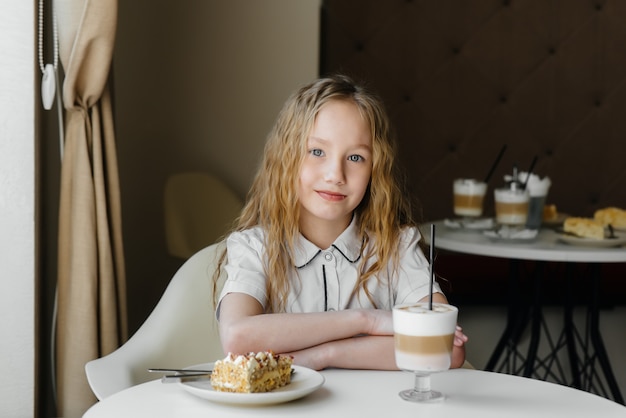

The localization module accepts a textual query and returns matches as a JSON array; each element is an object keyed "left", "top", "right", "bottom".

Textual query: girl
[{"left": 214, "top": 74, "right": 467, "bottom": 370}]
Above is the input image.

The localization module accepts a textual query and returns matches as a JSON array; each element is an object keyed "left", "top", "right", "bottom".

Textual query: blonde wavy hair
[{"left": 213, "top": 74, "right": 419, "bottom": 312}]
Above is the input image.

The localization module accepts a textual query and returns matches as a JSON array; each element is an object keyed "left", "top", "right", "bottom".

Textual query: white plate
[
  {"left": 179, "top": 363, "right": 325, "bottom": 405},
  {"left": 558, "top": 232, "right": 626, "bottom": 248}
]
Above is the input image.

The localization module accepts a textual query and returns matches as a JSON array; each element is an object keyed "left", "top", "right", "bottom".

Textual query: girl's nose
[{"left": 324, "top": 159, "right": 346, "bottom": 185}]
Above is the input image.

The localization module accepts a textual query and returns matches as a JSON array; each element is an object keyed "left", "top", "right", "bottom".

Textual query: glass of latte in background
[
  {"left": 453, "top": 179, "right": 487, "bottom": 218},
  {"left": 494, "top": 187, "right": 529, "bottom": 226},
  {"left": 393, "top": 303, "right": 458, "bottom": 402}
]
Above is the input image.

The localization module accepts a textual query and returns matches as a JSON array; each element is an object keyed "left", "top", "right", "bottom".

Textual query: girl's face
[{"left": 298, "top": 99, "right": 373, "bottom": 234}]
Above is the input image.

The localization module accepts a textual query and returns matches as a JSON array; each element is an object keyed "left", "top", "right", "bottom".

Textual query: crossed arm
[{"left": 217, "top": 292, "right": 468, "bottom": 371}]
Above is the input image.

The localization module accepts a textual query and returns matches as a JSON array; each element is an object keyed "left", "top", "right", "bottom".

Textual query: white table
[
  {"left": 425, "top": 220, "right": 626, "bottom": 403},
  {"left": 426, "top": 221, "right": 626, "bottom": 262},
  {"left": 83, "top": 368, "right": 626, "bottom": 418}
]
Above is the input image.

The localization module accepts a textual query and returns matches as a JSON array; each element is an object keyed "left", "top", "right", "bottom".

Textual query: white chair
[
  {"left": 85, "top": 242, "right": 227, "bottom": 400},
  {"left": 164, "top": 172, "right": 243, "bottom": 259}
]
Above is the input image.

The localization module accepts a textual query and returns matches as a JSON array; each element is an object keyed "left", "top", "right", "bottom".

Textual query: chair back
[
  {"left": 85, "top": 242, "right": 226, "bottom": 400},
  {"left": 164, "top": 172, "right": 242, "bottom": 259}
]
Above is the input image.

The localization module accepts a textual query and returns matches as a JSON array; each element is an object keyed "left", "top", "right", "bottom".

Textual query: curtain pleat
[{"left": 55, "top": 0, "right": 127, "bottom": 416}]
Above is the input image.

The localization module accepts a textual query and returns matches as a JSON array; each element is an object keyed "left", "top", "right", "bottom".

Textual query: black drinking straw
[
  {"left": 521, "top": 155, "right": 538, "bottom": 190},
  {"left": 429, "top": 223, "right": 435, "bottom": 310},
  {"left": 484, "top": 144, "right": 508, "bottom": 183}
]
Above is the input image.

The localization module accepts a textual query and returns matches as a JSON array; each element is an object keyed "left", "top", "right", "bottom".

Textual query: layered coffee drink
[
  {"left": 453, "top": 179, "right": 487, "bottom": 217},
  {"left": 494, "top": 188, "right": 529, "bottom": 226},
  {"left": 393, "top": 303, "right": 458, "bottom": 372}
]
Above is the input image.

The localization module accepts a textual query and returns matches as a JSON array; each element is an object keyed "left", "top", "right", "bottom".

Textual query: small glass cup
[
  {"left": 521, "top": 173, "right": 551, "bottom": 230},
  {"left": 393, "top": 303, "right": 458, "bottom": 402},
  {"left": 526, "top": 194, "right": 547, "bottom": 230},
  {"left": 453, "top": 179, "right": 487, "bottom": 218},
  {"left": 494, "top": 187, "right": 530, "bottom": 226}
]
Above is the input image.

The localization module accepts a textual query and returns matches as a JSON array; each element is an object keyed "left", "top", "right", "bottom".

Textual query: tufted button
[
  {"left": 545, "top": 148, "right": 554, "bottom": 157},
  {"left": 596, "top": 3, "right": 603, "bottom": 11},
  {"left": 500, "top": 95, "right": 508, "bottom": 104},
  {"left": 448, "top": 143, "right": 457, "bottom": 152},
  {"left": 452, "top": 46, "right": 461, "bottom": 55},
  {"left": 403, "top": 94, "right": 412, "bottom": 102},
  {"left": 595, "top": 99, "right": 602, "bottom": 107},
  {"left": 548, "top": 47, "right": 556, "bottom": 55},
  {"left": 354, "top": 41, "right": 365, "bottom": 52}
]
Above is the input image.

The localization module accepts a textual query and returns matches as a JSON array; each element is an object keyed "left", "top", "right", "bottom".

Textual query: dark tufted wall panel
[
  {"left": 320, "top": 0, "right": 626, "bottom": 305},
  {"left": 320, "top": 0, "right": 626, "bottom": 222}
]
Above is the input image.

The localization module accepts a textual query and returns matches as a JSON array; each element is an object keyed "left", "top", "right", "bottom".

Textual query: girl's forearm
[
  {"left": 292, "top": 334, "right": 466, "bottom": 371},
  {"left": 219, "top": 308, "right": 384, "bottom": 355},
  {"left": 289, "top": 335, "right": 398, "bottom": 371}
]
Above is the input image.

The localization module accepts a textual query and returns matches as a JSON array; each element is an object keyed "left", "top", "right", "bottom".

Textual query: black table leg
[
  {"left": 588, "top": 264, "right": 624, "bottom": 405},
  {"left": 483, "top": 258, "right": 623, "bottom": 405},
  {"left": 564, "top": 263, "right": 580, "bottom": 389},
  {"left": 524, "top": 261, "right": 545, "bottom": 377},
  {"left": 486, "top": 259, "right": 529, "bottom": 373}
]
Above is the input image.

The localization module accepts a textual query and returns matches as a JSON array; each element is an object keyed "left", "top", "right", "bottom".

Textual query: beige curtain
[{"left": 55, "top": 0, "right": 127, "bottom": 416}]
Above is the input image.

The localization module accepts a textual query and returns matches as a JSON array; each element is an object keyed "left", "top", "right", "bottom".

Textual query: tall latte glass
[{"left": 393, "top": 303, "right": 458, "bottom": 402}]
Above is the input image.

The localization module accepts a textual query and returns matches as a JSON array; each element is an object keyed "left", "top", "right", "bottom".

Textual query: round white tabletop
[
  {"left": 83, "top": 368, "right": 626, "bottom": 418},
  {"left": 425, "top": 220, "right": 626, "bottom": 263}
]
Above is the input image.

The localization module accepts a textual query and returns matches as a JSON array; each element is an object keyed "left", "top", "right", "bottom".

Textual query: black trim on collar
[
  {"left": 295, "top": 249, "right": 322, "bottom": 269},
  {"left": 331, "top": 243, "right": 362, "bottom": 263}
]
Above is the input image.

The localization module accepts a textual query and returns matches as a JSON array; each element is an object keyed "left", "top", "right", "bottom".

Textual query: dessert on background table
[{"left": 594, "top": 207, "right": 626, "bottom": 229}]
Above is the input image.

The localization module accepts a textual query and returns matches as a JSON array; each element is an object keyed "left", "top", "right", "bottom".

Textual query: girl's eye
[
  {"left": 310, "top": 148, "right": 324, "bottom": 157},
  {"left": 348, "top": 154, "right": 364, "bottom": 162}
]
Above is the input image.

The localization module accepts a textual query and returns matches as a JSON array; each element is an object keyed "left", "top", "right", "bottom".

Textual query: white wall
[
  {"left": 114, "top": 0, "right": 322, "bottom": 333},
  {"left": 0, "top": 0, "right": 36, "bottom": 416}
]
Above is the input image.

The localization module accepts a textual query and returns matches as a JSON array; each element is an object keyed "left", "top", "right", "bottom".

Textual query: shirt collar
[{"left": 294, "top": 217, "right": 363, "bottom": 268}]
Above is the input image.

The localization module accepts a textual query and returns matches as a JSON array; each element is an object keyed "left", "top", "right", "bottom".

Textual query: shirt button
[{"left": 324, "top": 252, "right": 333, "bottom": 261}]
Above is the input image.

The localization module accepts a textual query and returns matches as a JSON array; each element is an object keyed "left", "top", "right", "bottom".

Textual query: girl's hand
[
  {"left": 451, "top": 325, "right": 469, "bottom": 369},
  {"left": 454, "top": 325, "right": 468, "bottom": 347}
]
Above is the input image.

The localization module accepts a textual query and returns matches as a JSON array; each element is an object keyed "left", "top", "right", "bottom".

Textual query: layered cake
[
  {"left": 563, "top": 217, "right": 604, "bottom": 240},
  {"left": 210, "top": 351, "right": 293, "bottom": 393},
  {"left": 594, "top": 207, "right": 626, "bottom": 228}
]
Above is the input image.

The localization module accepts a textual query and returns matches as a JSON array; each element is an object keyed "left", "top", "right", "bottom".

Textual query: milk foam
[
  {"left": 494, "top": 188, "right": 528, "bottom": 203},
  {"left": 518, "top": 172, "right": 551, "bottom": 197},
  {"left": 453, "top": 179, "right": 487, "bottom": 195},
  {"left": 393, "top": 303, "right": 458, "bottom": 336}
]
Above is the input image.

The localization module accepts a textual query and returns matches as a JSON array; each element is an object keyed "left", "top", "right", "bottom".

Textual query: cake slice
[
  {"left": 210, "top": 351, "right": 293, "bottom": 393},
  {"left": 563, "top": 217, "right": 605, "bottom": 240}
]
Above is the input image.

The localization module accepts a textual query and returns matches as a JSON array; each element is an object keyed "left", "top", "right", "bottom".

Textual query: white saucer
[
  {"left": 483, "top": 227, "right": 538, "bottom": 241},
  {"left": 444, "top": 218, "right": 495, "bottom": 230}
]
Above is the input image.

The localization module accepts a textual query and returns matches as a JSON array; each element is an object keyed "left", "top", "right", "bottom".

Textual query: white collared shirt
[{"left": 218, "top": 218, "right": 441, "bottom": 314}]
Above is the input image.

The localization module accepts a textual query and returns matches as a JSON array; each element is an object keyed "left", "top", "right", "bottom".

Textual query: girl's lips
[{"left": 317, "top": 190, "right": 346, "bottom": 201}]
